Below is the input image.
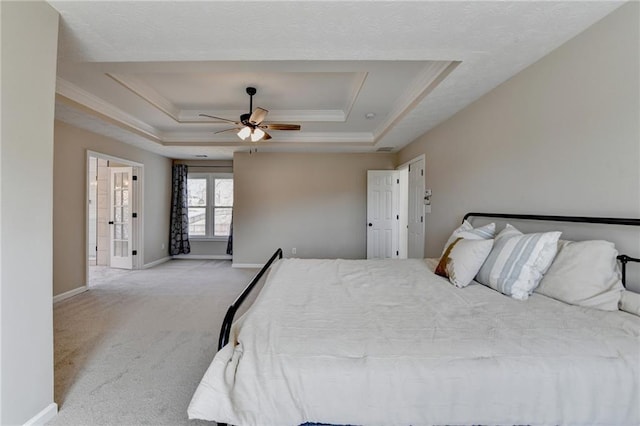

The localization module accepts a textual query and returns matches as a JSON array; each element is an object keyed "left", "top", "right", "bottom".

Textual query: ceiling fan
[{"left": 199, "top": 87, "right": 301, "bottom": 142}]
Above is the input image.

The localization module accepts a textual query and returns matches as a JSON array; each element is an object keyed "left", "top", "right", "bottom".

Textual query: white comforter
[{"left": 188, "top": 258, "right": 640, "bottom": 425}]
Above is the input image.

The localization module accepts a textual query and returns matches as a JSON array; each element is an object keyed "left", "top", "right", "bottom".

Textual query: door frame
[
  {"left": 396, "top": 154, "right": 426, "bottom": 178},
  {"left": 395, "top": 166, "right": 409, "bottom": 259},
  {"left": 396, "top": 154, "right": 426, "bottom": 258},
  {"left": 85, "top": 151, "right": 144, "bottom": 283}
]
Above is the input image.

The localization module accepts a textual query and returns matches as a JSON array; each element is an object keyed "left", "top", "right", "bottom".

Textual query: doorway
[
  {"left": 404, "top": 155, "right": 425, "bottom": 259},
  {"left": 86, "top": 151, "right": 144, "bottom": 286},
  {"left": 366, "top": 155, "right": 425, "bottom": 260}
]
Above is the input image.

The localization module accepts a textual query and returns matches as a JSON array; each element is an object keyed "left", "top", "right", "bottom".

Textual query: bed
[{"left": 188, "top": 213, "right": 640, "bottom": 426}]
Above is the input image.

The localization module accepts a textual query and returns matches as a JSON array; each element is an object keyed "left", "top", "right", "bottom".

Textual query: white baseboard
[
  {"left": 23, "top": 402, "right": 57, "bottom": 426},
  {"left": 232, "top": 263, "right": 264, "bottom": 268},
  {"left": 173, "top": 254, "right": 232, "bottom": 260},
  {"left": 53, "top": 286, "right": 88, "bottom": 304},
  {"left": 142, "top": 256, "right": 172, "bottom": 269}
]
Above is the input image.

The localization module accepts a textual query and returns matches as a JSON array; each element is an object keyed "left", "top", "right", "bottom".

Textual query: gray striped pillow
[
  {"left": 442, "top": 220, "right": 495, "bottom": 255},
  {"left": 476, "top": 224, "right": 561, "bottom": 300}
]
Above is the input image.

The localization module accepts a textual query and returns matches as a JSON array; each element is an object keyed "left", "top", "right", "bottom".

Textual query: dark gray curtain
[
  {"left": 226, "top": 216, "right": 233, "bottom": 255},
  {"left": 170, "top": 164, "right": 190, "bottom": 255}
]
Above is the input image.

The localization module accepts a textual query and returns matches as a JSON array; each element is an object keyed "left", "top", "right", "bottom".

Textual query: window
[{"left": 187, "top": 173, "right": 233, "bottom": 238}]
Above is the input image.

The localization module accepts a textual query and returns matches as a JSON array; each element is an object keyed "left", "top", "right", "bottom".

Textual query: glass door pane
[{"left": 110, "top": 167, "right": 133, "bottom": 269}]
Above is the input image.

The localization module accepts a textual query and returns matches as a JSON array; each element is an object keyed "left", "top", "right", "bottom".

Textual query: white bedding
[{"left": 188, "top": 258, "right": 640, "bottom": 425}]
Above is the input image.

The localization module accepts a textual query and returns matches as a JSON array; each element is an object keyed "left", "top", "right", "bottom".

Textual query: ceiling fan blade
[
  {"left": 249, "top": 107, "right": 268, "bottom": 125},
  {"left": 264, "top": 123, "right": 301, "bottom": 131},
  {"left": 199, "top": 113, "right": 239, "bottom": 124},
  {"left": 262, "top": 130, "right": 272, "bottom": 141},
  {"left": 214, "top": 127, "right": 241, "bottom": 134}
]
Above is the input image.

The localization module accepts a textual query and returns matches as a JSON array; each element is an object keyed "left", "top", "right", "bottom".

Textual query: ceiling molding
[
  {"left": 162, "top": 131, "right": 374, "bottom": 144},
  {"left": 56, "top": 62, "right": 458, "bottom": 149},
  {"left": 162, "top": 140, "right": 373, "bottom": 149},
  {"left": 372, "top": 61, "right": 458, "bottom": 143},
  {"left": 56, "top": 77, "right": 162, "bottom": 141},
  {"left": 342, "top": 72, "right": 368, "bottom": 121},
  {"left": 57, "top": 76, "right": 376, "bottom": 146},
  {"left": 181, "top": 109, "right": 346, "bottom": 123},
  {"left": 107, "top": 73, "right": 181, "bottom": 120},
  {"left": 108, "top": 71, "right": 369, "bottom": 124}
]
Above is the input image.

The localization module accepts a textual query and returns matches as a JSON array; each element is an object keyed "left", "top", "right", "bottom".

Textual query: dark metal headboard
[{"left": 463, "top": 212, "right": 640, "bottom": 288}]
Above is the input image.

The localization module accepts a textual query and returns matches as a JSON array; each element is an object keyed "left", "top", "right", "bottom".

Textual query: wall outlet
[
  {"left": 291, "top": 247, "right": 297, "bottom": 255},
  {"left": 161, "top": 243, "right": 165, "bottom": 250}
]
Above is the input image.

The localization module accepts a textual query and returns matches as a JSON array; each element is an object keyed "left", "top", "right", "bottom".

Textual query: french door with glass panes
[{"left": 109, "top": 167, "right": 133, "bottom": 269}]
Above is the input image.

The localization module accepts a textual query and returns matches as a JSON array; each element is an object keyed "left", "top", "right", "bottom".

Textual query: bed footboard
[{"left": 218, "top": 248, "right": 283, "bottom": 350}]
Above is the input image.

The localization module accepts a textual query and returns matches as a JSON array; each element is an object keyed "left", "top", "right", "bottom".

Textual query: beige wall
[
  {"left": 53, "top": 121, "right": 172, "bottom": 296},
  {"left": 398, "top": 3, "right": 640, "bottom": 259},
  {"left": 233, "top": 152, "right": 395, "bottom": 264},
  {"left": 1, "top": 2, "right": 59, "bottom": 423},
  {"left": 188, "top": 240, "right": 229, "bottom": 256}
]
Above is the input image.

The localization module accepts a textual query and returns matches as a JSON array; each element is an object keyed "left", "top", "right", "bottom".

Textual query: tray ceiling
[{"left": 49, "top": 1, "right": 623, "bottom": 159}]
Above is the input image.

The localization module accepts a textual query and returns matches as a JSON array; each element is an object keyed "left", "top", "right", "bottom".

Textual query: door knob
[
  {"left": 368, "top": 223, "right": 372, "bottom": 227},
  {"left": 108, "top": 221, "right": 114, "bottom": 225}
]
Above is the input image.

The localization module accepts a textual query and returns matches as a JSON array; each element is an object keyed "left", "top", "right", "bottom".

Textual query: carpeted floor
[
  {"left": 50, "top": 260, "right": 259, "bottom": 426},
  {"left": 88, "top": 265, "right": 133, "bottom": 287}
]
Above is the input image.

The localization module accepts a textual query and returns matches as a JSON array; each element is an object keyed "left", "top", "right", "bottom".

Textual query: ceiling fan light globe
[
  {"left": 251, "top": 128, "right": 265, "bottom": 142},
  {"left": 237, "top": 126, "right": 251, "bottom": 140}
]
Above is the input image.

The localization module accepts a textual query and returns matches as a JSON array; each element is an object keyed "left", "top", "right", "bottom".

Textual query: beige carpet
[{"left": 51, "top": 260, "right": 259, "bottom": 425}]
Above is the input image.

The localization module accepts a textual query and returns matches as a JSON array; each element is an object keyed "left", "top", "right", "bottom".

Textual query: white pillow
[
  {"left": 619, "top": 291, "right": 640, "bottom": 316},
  {"left": 435, "top": 238, "right": 494, "bottom": 288},
  {"left": 536, "top": 240, "right": 624, "bottom": 311},
  {"left": 476, "top": 224, "right": 561, "bottom": 300},
  {"left": 442, "top": 220, "right": 495, "bottom": 255}
]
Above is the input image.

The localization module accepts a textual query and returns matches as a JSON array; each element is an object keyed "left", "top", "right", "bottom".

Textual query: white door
[
  {"left": 109, "top": 167, "right": 133, "bottom": 269},
  {"left": 408, "top": 159, "right": 425, "bottom": 258},
  {"left": 367, "top": 170, "right": 398, "bottom": 259}
]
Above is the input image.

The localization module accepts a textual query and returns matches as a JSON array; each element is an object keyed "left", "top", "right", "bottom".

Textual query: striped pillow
[
  {"left": 442, "top": 220, "right": 495, "bottom": 255},
  {"left": 476, "top": 224, "right": 561, "bottom": 300}
]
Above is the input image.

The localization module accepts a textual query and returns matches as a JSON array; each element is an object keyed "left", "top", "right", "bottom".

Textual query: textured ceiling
[{"left": 49, "top": 1, "right": 623, "bottom": 159}]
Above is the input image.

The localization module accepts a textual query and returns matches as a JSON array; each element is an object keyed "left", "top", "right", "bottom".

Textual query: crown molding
[
  {"left": 107, "top": 73, "right": 181, "bottom": 120},
  {"left": 343, "top": 72, "right": 368, "bottom": 120},
  {"left": 56, "top": 62, "right": 454, "bottom": 151},
  {"left": 181, "top": 109, "right": 345, "bottom": 123},
  {"left": 372, "top": 60, "right": 458, "bottom": 143},
  {"left": 55, "top": 80, "right": 374, "bottom": 147},
  {"left": 163, "top": 131, "right": 373, "bottom": 144},
  {"left": 162, "top": 141, "right": 374, "bottom": 151},
  {"left": 56, "top": 77, "right": 162, "bottom": 141},
  {"left": 107, "top": 72, "right": 367, "bottom": 124}
]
